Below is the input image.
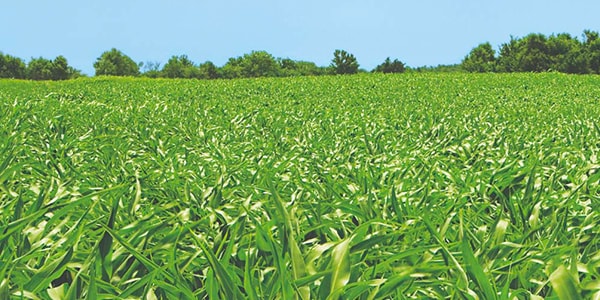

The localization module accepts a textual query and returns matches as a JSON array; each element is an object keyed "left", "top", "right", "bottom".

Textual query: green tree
[
  {"left": 462, "top": 43, "right": 496, "bottom": 72},
  {"left": 27, "top": 56, "right": 76, "bottom": 80},
  {"left": 27, "top": 57, "right": 53, "bottom": 80},
  {"left": 296, "top": 61, "right": 328, "bottom": 76},
  {"left": 198, "top": 61, "right": 220, "bottom": 79},
  {"left": 140, "top": 61, "right": 162, "bottom": 78},
  {"left": 94, "top": 48, "right": 140, "bottom": 76},
  {"left": 518, "top": 34, "right": 551, "bottom": 72},
  {"left": 51, "top": 55, "right": 70, "bottom": 80},
  {"left": 496, "top": 38, "right": 520, "bottom": 72},
  {"left": 584, "top": 30, "right": 599, "bottom": 45},
  {"left": 373, "top": 57, "right": 406, "bottom": 73},
  {"left": 279, "top": 58, "right": 299, "bottom": 76},
  {"left": 0, "top": 53, "right": 26, "bottom": 79},
  {"left": 583, "top": 30, "right": 600, "bottom": 74},
  {"left": 240, "top": 51, "right": 281, "bottom": 77},
  {"left": 221, "top": 57, "right": 244, "bottom": 79},
  {"left": 331, "top": 49, "right": 359, "bottom": 75},
  {"left": 162, "top": 55, "right": 200, "bottom": 78},
  {"left": 546, "top": 33, "right": 588, "bottom": 74},
  {"left": 221, "top": 51, "right": 281, "bottom": 78},
  {"left": 587, "top": 39, "right": 600, "bottom": 74},
  {"left": 67, "top": 66, "right": 84, "bottom": 79},
  {"left": 279, "top": 58, "right": 326, "bottom": 76}
]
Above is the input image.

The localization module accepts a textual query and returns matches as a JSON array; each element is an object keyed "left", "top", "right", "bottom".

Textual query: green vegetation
[
  {"left": 0, "top": 53, "right": 81, "bottom": 80},
  {"left": 372, "top": 57, "right": 406, "bottom": 74},
  {"left": 464, "top": 30, "right": 600, "bottom": 74},
  {"left": 94, "top": 48, "right": 141, "bottom": 77},
  {"left": 0, "top": 73, "right": 598, "bottom": 299},
  {"left": 330, "top": 50, "right": 360, "bottom": 75}
]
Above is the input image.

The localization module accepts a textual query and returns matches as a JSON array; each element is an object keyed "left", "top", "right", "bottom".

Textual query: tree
[
  {"left": 587, "top": 39, "right": 600, "bottom": 74},
  {"left": 584, "top": 30, "right": 599, "bottom": 45},
  {"left": 279, "top": 58, "right": 299, "bottom": 76},
  {"left": 67, "top": 66, "right": 84, "bottom": 79},
  {"left": 221, "top": 57, "right": 244, "bottom": 79},
  {"left": 545, "top": 33, "right": 587, "bottom": 74},
  {"left": 140, "top": 61, "right": 162, "bottom": 78},
  {"left": 94, "top": 48, "right": 139, "bottom": 76},
  {"left": 373, "top": 57, "right": 406, "bottom": 73},
  {"left": 278, "top": 58, "right": 326, "bottom": 77},
  {"left": 198, "top": 61, "right": 220, "bottom": 79},
  {"left": 27, "top": 57, "right": 53, "bottom": 80},
  {"left": 331, "top": 50, "right": 359, "bottom": 74},
  {"left": 27, "top": 56, "right": 75, "bottom": 80},
  {"left": 496, "top": 37, "right": 519, "bottom": 72},
  {"left": 240, "top": 51, "right": 280, "bottom": 77},
  {"left": 221, "top": 51, "right": 281, "bottom": 78},
  {"left": 51, "top": 56, "right": 70, "bottom": 80},
  {"left": 162, "top": 55, "right": 200, "bottom": 78},
  {"left": 295, "top": 61, "right": 328, "bottom": 76},
  {"left": 583, "top": 30, "right": 600, "bottom": 74},
  {"left": 0, "top": 53, "right": 26, "bottom": 79},
  {"left": 518, "top": 34, "right": 551, "bottom": 72},
  {"left": 462, "top": 43, "right": 496, "bottom": 72}
]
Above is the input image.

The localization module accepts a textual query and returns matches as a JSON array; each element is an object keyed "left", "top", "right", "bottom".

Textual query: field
[{"left": 1, "top": 73, "right": 599, "bottom": 299}]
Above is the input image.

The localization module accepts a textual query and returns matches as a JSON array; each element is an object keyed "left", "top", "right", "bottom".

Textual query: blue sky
[{"left": 1, "top": 0, "right": 598, "bottom": 75}]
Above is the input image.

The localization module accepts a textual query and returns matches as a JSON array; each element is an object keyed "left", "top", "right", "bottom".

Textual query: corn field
[{"left": 0, "top": 73, "right": 599, "bottom": 299}]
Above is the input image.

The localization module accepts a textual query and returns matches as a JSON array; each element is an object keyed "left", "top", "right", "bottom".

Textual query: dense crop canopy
[{"left": 0, "top": 73, "right": 599, "bottom": 299}]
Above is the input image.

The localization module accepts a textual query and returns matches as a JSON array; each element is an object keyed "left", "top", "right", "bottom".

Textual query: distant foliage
[
  {"left": 410, "top": 64, "right": 463, "bottom": 73},
  {"left": 331, "top": 50, "right": 359, "bottom": 75},
  {"left": 373, "top": 57, "right": 406, "bottom": 73},
  {"left": 465, "top": 30, "right": 600, "bottom": 74},
  {"left": 585, "top": 30, "right": 600, "bottom": 73},
  {"left": 0, "top": 53, "right": 26, "bottom": 79},
  {"left": 162, "top": 55, "right": 200, "bottom": 79},
  {"left": 222, "top": 51, "right": 281, "bottom": 78},
  {"left": 27, "top": 57, "right": 53, "bottom": 80},
  {"left": 198, "top": 61, "right": 220, "bottom": 79},
  {"left": 27, "top": 56, "right": 74, "bottom": 80},
  {"left": 1, "top": 53, "right": 80, "bottom": 80},
  {"left": 462, "top": 43, "right": 496, "bottom": 72},
  {"left": 94, "top": 48, "right": 140, "bottom": 76},
  {"left": 241, "top": 51, "right": 281, "bottom": 78},
  {"left": 140, "top": 61, "right": 162, "bottom": 78}
]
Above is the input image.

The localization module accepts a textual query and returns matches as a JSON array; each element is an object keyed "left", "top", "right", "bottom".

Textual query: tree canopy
[
  {"left": 0, "top": 53, "right": 79, "bottom": 80},
  {"left": 462, "top": 43, "right": 496, "bottom": 72},
  {"left": 162, "top": 55, "right": 200, "bottom": 79},
  {"left": 0, "top": 53, "right": 26, "bottom": 79},
  {"left": 331, "top": 50, "right": 359, "bottom": 75},
  {"left": 94, "top": 48, "right": 140, "bottom": 76},
  {"left": 373, "top": 57, "right": 406, "bottom": 73},
  {"left": 27, "top": 56, "right": 74, "bottom": 80},
  {"left": 464, "top": 30, "right": 600, "bottom": 74}
]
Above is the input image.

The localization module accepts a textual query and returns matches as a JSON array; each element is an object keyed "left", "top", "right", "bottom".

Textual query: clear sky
[{"left": 1, "top": 0, "right": 598, "bottom": 75}]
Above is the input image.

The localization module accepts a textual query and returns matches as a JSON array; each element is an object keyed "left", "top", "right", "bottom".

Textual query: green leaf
[
  {"left": 550, "top": 265, "right": 582, "bottom": 300},
  {"left": 25, "top": 247, "right": 74, "bottom": 293},
  {"left": 189, "top": 229, "right": 244, "bottom": 300},
  {"left": 319, "top": 238, "right": 351, "bottom": 299},
  {"left": 461, "top": 236, "right": 497, "bottom": 299},
  {"left": 0, "top": 278, "right": 9, "bottom": 300}
]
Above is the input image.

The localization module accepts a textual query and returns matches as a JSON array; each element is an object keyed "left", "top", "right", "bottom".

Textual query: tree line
[
  {"left": 0, "top": 48, "right": 398, "bottom": 80},
  {"left": 1, "top": 30, "right": 599, "bottom": 80},
  {"left": 463, "top": 30, "right": 600, "bottom": 74},
  {"left": 0, "top": 55, "right": 82, "bottom": 80}
]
